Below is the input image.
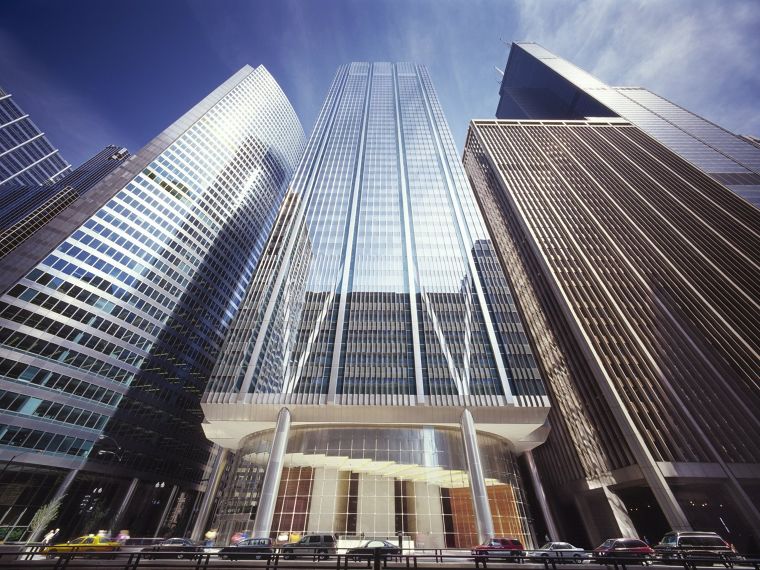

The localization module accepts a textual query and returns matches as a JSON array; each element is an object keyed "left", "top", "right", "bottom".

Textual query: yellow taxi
[{"left": 43, "top": 534, "right": 121, "bottom": 557}]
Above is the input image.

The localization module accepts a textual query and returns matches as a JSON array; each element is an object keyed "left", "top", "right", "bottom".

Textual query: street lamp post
[
  {"left": 0, "top": 448, "right": 42, "bottom": 480},
  {"left": 0, "top": 454, "right": 23, "bottom": 481},
  {"left": 96, "top": 435, "right": 123, "bottom": 462}
]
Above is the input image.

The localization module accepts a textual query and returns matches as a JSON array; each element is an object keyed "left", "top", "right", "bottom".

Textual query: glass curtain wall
[{"left": 215, "top": 426, "right": 533, "bottom": 549}]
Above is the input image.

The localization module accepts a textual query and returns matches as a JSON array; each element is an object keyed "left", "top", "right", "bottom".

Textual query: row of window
[
  {"left": 0, "top": 327, "right": 132, "bottom": 383},
  {"left": 0, "top": 424, "right": 93, "bottom": 457},
  {"left": 0, "top": 357, "right": 119, "bottom": 405},
  {"left": 0, "top": 390, "right": 108, "bottom": 430}
]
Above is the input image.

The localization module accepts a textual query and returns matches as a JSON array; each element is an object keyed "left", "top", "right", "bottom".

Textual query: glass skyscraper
[
  {"left": 0, "top": 86, "right": 70, "bottom": 190},
  {"left": 464, "top": 117, "right": 760, "bottom": 550},
  {"left": 1, "top": 145, "right": 130, "bottom": 258},
  {"left": 496, "top": 42, "right": 760, "bottom": 207},
  {"left": 0, "top": 65, "right": 304, "bottom": 540},
  {"left": 202, "top": 63, "right": 549, "bottom": 549}
]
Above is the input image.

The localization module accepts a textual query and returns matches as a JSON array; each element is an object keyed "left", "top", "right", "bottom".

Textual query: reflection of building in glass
[
  {"left": 0, "top": 66, "right": 304, "bottom": 540},
  {"left": 496, "top": 43, "right": 760, "bottom": 208},
  {"left": 202, "top": 63, "right": 550, "bottom": 549},
  {"left": 464, "top": 118, "right": 760, "bottom": 550},
  {"left": 0, "top": 86, "right": 70, "bottom": 190}
]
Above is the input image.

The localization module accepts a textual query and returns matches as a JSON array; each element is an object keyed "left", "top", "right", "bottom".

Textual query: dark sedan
[
  {"left": 218, "top": 537, "right": 275, "bottom": 561},
  {"left": 141, "top": 538, "right": 202, "bottom": 559},
  {"left": 594, "top": 538, "right": 654, "bottom": 565},
  {"left": 346, "top": 540, "right": 402, "bottom": 564}
]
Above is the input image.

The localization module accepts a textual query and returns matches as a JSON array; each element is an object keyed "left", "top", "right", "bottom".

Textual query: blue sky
[{"left": 1, "top": 0, "right": 758, "bottom": 167}]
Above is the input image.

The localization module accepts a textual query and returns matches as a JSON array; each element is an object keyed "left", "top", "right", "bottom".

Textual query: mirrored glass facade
[
  {"left": 1, "top": 146, "right": 130, "bottom": 257},
  {"left": 497, "top": 43, "right": 760, "bottom": 207},
  {"left": 203, "top": 63, "right": 549, "bottom": 549},
  {"left": 0, "top": 86, "right": 70, "bottom": 190},
  {"left": 0, "top": 65, "right": 305, "bottom": 539},
  {"left": 204, "top": 62, "right": 547, "bottom": 409}
]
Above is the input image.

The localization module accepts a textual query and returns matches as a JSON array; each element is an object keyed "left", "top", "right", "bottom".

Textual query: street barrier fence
[{"left": 0, "top": 545, "right": 759, "bottom": 570}]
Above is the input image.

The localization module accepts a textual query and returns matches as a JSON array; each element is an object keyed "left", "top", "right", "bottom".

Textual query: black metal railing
[{"left": 0, "top": 545, "right": 758, "bottom": 570}]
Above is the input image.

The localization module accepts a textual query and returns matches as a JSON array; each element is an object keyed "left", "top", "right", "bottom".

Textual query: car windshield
[
  {"left": 540, "top": 543, "right": 553, "bottom": 549},
  {"left": 600, "top": 539, "right": 616, "bottom": 548},
  {"left": 70, "top": 538, "right": 86, "bottom": 544}
]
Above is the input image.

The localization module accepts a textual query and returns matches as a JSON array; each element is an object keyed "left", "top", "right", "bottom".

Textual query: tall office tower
[
  {"left": 0, "top": 66, "right": 304, "bottom": 541},
  {"left": 0, "top": 86, "right": 70, "bottom": 190},
  {"left": 202, "top": 62, "right": 550, "bottom": 549},
  {"left": 496, "top": 43, "right": 760, "bottom": 208},
  {"left": 463, "top": 118, "right": 760, "bottom": 550},
  {"left": 1, "top": 146, "right": 130, "bottom": 257}
]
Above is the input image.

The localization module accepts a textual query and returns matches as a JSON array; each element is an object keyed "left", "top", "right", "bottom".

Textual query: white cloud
[{"left": 513, "top": 0, "right": 760, "bottom": 136}]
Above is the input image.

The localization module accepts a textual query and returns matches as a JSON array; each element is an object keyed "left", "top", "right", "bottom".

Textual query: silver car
[{"left": 532, "top": 542, "right": 589, "bottom": 563}]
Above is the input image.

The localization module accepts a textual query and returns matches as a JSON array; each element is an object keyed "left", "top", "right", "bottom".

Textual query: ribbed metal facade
[
  {"left": 0, "top": 66, "right": 304, "bottom": 540},
  {"left": 0, "top": 86, "right": 70, "bottom": 190},
  {"left": 496, "top": 43, "right": 760, "bottom": 208},
  {"left": 464, "top": 118, "right": 760, "bottom": 549}
]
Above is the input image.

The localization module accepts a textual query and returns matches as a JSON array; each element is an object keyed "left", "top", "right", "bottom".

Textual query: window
[{"left": 680, "top": 536, "right": 725, "bottom": 547}]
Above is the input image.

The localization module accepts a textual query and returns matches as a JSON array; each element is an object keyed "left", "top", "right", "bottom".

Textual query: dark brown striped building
[{"left": 463, "top": 118, "right": 760, "bottom": 550}]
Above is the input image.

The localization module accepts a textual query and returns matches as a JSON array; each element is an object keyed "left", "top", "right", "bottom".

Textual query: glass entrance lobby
[{"left": 213, "top": 425, "right": 534, "bottom": 549}]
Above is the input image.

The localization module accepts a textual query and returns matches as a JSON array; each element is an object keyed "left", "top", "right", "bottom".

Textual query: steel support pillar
[
  {"left": 28, "top": 468, "right": 79, "bottom": 542},
  {"left": 460, "top": 409, "right": 494, "bottom": 544},
  {"left": 111, "top": 477, "right": 139, "bottom": 533},
  {"left": 524, "top": 450, "right": 560, "bottom": 541},
  {"left": 190, "top": 447, "right": 230, "bottom": 542},
  {"left": 252, "top": 407, "right": 291, "bottom": 538},
  {"left": 154, "top": 484, "right": 179, "bottom": 537}
]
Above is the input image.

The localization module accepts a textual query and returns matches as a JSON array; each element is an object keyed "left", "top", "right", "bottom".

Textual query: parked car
[
  {"left": 140, "top": 537, "right": 202, "bottom": 559},
  {"left": 346, "top": 540, "right": 402, "bottom": 563},
  {"left": 594, "top": 538, "right": 654, "bottom": 565},
  {"left": 472, "top": 537, "right": 526, "bottom": 563},
  {"left": 654, "top": 531, "right": 738, "bottom": 565},
  {"left": 42, "top": 535, "right": 121, "bottom": 558},
  {"left": 531, "top": 542, "right": 589, "bottom": 563},
  {"left": 218, "top": 537, "right": 275, "bottom": 561},
  {"left": 281, "top": 533, "right": 337, "bottom": 559}
]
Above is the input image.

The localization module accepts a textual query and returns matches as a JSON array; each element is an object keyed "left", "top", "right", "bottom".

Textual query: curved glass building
[
  {"left": 0, "top": 65, "right": 304, "bottom": 539},
  {"left": 202, "top": 63, "right": 550, "bottom": 549}
]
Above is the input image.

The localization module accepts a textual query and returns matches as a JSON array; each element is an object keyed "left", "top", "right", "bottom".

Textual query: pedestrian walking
[{"left": 42, "top": 528, "right": 59, "bottom": 545}]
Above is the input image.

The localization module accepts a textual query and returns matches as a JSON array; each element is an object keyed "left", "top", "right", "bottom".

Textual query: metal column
[
  {"left": 155, "top": 485, "right": 179, "bottom": 537},
  {"left": 252, "top": 407, "right": 291, "bottom": 538},
  {"left": 190, "top": 447, "right": 230, "bottom": 542},
  {"left": 524, "top": 450, "right": 560, "bottom": 541},
  {"left": 111, "top": 477, "right": 139, "bottom": 533},
  {"left": 28, "top": 468, "right": 79, "bottom": 542},
  {"left": 460, "top": 409, "right": 494, "bottom": 544}
]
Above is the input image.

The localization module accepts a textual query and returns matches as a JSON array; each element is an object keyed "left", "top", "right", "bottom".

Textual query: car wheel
[{"left": 574, "top": 554, "right": 583, "bottom": 564}]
